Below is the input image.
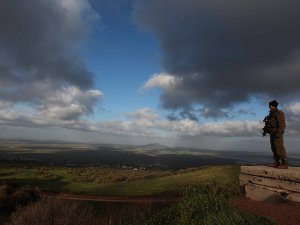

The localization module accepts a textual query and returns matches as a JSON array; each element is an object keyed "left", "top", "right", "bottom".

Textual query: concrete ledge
[
  {"left": 240, "top": 166, "right": 300, "bottom": 203},
  {"left": 240, "top": 174, "right": 300, "bottom": 192},
  {"left": 245, "top": 183, "right": 300, "bottom": 202},
  {"left": 241, "top": 166, "right": 300, "bottom": 182}
]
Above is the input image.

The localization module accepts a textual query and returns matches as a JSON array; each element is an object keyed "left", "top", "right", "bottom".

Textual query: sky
[{"left": 1, "top": 0, "right": 300, "bottom": 152}]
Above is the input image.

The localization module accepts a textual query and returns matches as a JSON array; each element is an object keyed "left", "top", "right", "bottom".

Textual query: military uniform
[{"left": 268, "top": 109, "right": 287, "bottom": 165}]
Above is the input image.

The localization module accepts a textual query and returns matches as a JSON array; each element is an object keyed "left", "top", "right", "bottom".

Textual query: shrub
[
  {"left": 0, "top": 182, "right": 40, "bottom": 210},
  {"left": 4, "top": 188, "right": 40, "bottom": 210},
  {"left": 143, "top": 181, "right": 276, "bottom": 225},
  {"left": 7, "top": 197, "right": 99, "bottom": 225}
]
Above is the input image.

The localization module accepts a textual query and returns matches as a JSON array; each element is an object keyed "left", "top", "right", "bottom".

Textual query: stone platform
[{"left": 240, "top": 166, "right": 300, "bottom": 202}]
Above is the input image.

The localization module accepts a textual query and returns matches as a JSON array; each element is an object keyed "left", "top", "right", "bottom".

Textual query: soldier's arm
[{"left": 276, "top": 111, "right": 286, "bottom": 134}]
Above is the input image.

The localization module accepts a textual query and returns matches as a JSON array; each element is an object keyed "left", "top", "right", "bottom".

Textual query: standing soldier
[{"left": 267, "top": 100, "right": 288, "bottom": 169}]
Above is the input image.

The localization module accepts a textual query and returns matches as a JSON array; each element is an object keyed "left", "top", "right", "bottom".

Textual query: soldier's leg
[
  {"left": 274, "top": 136, "right": 287, "bottom": 165},
  {"left": 270, "top": 135, "right": 280, "bottom": 164}
]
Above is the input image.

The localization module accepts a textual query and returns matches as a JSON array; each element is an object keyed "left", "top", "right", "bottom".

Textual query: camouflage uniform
[{"left": 268, "top": 109, "right": 287, "bottom": 164}]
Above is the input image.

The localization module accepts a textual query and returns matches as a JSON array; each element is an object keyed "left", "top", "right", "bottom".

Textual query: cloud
[
  {"left": 134, "top": 0, "right": 300, "bottom": 118},
  {"left": 0, "top": 88, "right": 100, "bottom": 129},
  {"left": 94, "top": 110, "right": 264, "bottom": 138},
  {"left": 0, "top": 101, "right": 12, "bottom": 110},
  {"left": 286, "top": 102, "right": 300, "bottom": 116},
  {"left": 158, "top": 119, "right": 261, "bottom": 137},
  {"left": 0, "top": 0, "right": 99, "bottom": 91},
  {"left": 0, "top": 0, "right": 102, "bottom": 124},
  {"left": 37, "top": 86, "right": 103, "bottom": 121},
  {"left": 0, "top": 105, "right": 263, "bottom": 139},
  {"left": 284, "top": 101, "right": 300, "bottom": 135},
  {"left": 142, "top": 73, "right": 179, "bottom": 90},
  {"left": 126, "top": 108, "right": 159, "bottom": 121},
  {"left": 91, "top": 109, "right": 263, "bottom": 138}
]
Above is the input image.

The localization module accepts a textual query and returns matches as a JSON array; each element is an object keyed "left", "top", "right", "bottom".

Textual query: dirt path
[
  {"left": 40, "top": 192, "right": 180, "bottom": 203},
  {"left": 231, "top": 197, "right": 300, "bottom": 225}
]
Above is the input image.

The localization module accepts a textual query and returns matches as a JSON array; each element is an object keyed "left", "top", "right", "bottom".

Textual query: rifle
[{"left": 262, "top": 115, "right": 270, "bottom": 136}]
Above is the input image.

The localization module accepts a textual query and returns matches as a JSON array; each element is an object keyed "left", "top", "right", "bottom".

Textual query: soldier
[{"left": 267, "top": 100, "right": 288, "bottom": 169}]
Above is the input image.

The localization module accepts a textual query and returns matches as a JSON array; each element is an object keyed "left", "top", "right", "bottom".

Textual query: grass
[
  {"left": 79, "top": 165, "right": 239, "bottom": 196},
  {"left": 0, "top": 164, "right": 240, "bottom": 196},
  {"left": 142, "top": 184, "right": 276, "bottom": 225}
]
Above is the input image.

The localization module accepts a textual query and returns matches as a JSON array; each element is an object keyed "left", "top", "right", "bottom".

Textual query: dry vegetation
[
  {"left": 8, "top": 197, "right": 99, "bottom": 225},
  {"left": 4, "top": 184, "right": 276, "bottom": 225},
  {"left": 0, "top": 183, "right": 40, "bottom": 210}
]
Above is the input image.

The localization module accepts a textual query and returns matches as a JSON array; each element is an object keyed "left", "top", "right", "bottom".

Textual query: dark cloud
[
  {"left": 134, "top": 0, "right": 300, "bottom": 117},
  {"left": 166, "top": 109, "right": 199, "bottom": 121},
  {"left": 0, "top": 0, "right": 97, "bottom": 103}
]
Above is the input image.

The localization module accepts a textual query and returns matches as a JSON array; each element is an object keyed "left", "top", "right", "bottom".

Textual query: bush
[
  {"left": 0, "top": 182, "right": 40, "bottom": 210},
  {"left": 7, "top": 197, "right": 99, "bottom": 225},
  {"left": 143, "top": 181, "right": 276, "bottom": 225},
  {"left": 4, "top": 188, "right": 40, "bottom": 210}
]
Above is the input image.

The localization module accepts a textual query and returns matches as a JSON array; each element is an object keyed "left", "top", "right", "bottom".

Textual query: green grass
[
  {"left": 0, "top": 164, "right": 239, "bottom": 196},
  {"left": 79, "top": 165, "right": 239, "bottom": 196},
  {"left": 143, "top": 184, "right": 276, "bottom": 225}
]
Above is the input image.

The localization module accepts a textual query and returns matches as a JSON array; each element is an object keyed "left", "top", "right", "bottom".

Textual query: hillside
[{"left": 0, "top": 163, "right": 239, "bottom": 196}]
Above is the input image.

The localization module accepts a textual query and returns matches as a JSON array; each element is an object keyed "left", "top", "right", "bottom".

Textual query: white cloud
[
  {"left": 0, "top": 101, "right": 12, "bottom": 110},
  {"left": 284, "top": 101, "right": 300, "bottom": 135},
  {"left": 91, "top": 120, "right": 158, "bottom": 137},
  {"left": 126, "top": 108, "right": 159, "bottom": 121},
  {"left": 0, "top": 109, "right": 24, "bottom": 122},
  {"left": 0, "top": 104, "right": 298, "bottom": 144},
  {"left": 85, "top": 109, "right": 263, "bottom": 139},
  {"left": 0, "top": 86, "right": 102, "bottom": 130},
  {"left": 37, "top": 86, "right": 103, "bottom": 120},
  {"left": 159, "top": 119, "right": 261, "bottom": 137},
  {"left": 142, "top": 73, "right": 180, "bottom": 90},
  {"left": 0, "top": 103, "right": 263, "bottom": 139},
  {"left": 286, "top": 102, "right": 300, "bottom": 115}
]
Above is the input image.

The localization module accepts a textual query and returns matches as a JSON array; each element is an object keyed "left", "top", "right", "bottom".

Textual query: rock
[{"left": 240, "top": 166, "right": 300, "bottom": 202}]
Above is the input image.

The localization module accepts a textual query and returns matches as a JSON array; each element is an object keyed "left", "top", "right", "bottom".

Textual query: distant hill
[{"left": 139, "top": 143, "right": 169, "bottom": 150}]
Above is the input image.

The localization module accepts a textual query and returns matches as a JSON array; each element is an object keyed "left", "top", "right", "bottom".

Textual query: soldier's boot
[
  {"left": 270, "top": 160, "right": 280, "bottom": 167},
  {"left": 278, "top": 159, "right": 288, "bottom": 169}
]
